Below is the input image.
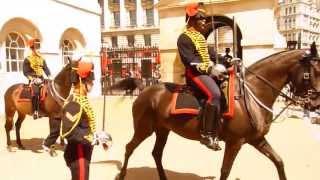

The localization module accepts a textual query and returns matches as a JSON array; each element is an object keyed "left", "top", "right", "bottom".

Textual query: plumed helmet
[
  {"left": 28, "top": 38, "right": 40, "bottom": 49},
  {"left": 185, "top": 2, "right": 206, "bottom": 21},
  {"left": 77, "top": 61, "right": 94, "bottom": 79}
]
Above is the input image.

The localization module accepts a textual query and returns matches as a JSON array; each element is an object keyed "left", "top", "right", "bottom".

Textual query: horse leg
[
  {"left": 118, "top": 122, "right": 154, "bottom": 180},
  {"left": 250, "top": 137, "right": 286, "bottom": 180},
  {"left": 220, "top": 140, "right": 242, "bottom": 180},
  {"left": 15, "top": 113, "right": 26, "bottom": 150},
  {"left": 152, "top": 128, "right": 170, "bottom": 180},
  {"left": 5, "top": 111, "right": 15, "bottom": 152},
  {"left": 43, "top": 117, "right": 60, "bottom": 157}
]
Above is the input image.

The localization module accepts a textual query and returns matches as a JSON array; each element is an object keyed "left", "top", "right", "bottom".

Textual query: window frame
[
  {"left": 111, "top": 36, "right": 118, "bottom": 48},
  {"left": 61, "top": 39, "right": 74, "bottom": 64},
  {"left": 113, "top": 11, "right": 120, "bottom": 27},
  {"left": 144, "top": 34, "right": 151, "bottom": 46},
  {"left": 145, "top": 8, "right": 154, "bottom": 26},
  {"left": 5, "top": 32, "right": 26, "bottom": 72}
]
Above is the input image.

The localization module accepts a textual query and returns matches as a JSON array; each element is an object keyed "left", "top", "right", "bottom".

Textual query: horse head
[{"left": 287, "top": 43, "right": 320, "bottom": 110}]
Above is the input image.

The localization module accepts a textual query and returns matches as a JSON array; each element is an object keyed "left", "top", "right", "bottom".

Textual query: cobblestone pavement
[{"left": 0, "top": 97, "right": 320, "bottom": 180}]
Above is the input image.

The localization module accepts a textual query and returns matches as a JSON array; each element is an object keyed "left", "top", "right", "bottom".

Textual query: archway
[
  {"left": 204, "top": 15, "right": 243, "bottom": 59},
  {"left": 59, "top": 27, "right": 86, "bottom": 64},
  {"left": 0, "top": 17, "right": 42, "bottom": 43}
]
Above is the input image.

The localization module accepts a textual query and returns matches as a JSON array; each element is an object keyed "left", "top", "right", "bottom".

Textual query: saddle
[
  {"left": 167, "top": 66, "right": 236, "bottom": 120},
  {"left": 17, "top": 82, "right": 48, "bottom": 102}
]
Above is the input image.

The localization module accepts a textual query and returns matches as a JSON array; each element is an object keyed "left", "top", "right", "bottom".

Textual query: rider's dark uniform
[
  {"left": 60, "top": 60, "right": 96, "bottom": 180},
  {"left": 23, "top": 39, "right": 51, "bottom": 119},
  {"left": 177, "top": 3, "right": 221, "bottom": 150}
]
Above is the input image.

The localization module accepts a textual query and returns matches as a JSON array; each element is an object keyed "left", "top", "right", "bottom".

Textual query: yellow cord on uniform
[
  {"left": 28, "top": 54, "right": 44, "bottom": 76},
  {"left": 184, "top": 29, "right": 211, "bottom": 73},
  {"left": 73, "top": 93, "right": 96, "bottom": 142}
]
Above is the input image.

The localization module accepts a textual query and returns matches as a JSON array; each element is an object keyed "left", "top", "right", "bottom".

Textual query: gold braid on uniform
[
  {"left": 73, "top": 94, "right": 97, "bottom": 142},
  {"left": 184, "top": 30, "right": 211, "bottom": 73},
  {"left": 28, "top": 54, "right": 44, "bottom": 76}
]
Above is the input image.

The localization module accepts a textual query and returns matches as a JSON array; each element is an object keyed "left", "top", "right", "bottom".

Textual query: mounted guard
[
  {"left": 23, "top": 38, "right": 51, "bottom": 119},
  {"left": 177, "top": 2, "right": 226, "bottom": 150}
]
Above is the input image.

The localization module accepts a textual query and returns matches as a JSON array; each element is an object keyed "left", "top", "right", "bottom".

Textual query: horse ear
[{"left": 67, "top": 56, "right": 72, "bottom": 64}]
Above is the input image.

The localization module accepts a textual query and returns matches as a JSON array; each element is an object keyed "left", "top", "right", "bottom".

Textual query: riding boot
[
  {"left": 32, "top": 95, "right": 39, "bottom": 119},
  {"left": 200, "top": 103, "right": 221, "bottom": 151}
]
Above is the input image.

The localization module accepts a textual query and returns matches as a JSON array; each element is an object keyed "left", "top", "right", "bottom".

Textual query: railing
[{"left": 100, "top": 46, "right": 161, "bottom": 95}]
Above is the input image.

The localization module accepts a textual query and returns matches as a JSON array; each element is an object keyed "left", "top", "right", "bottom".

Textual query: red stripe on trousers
[
  {"left": 186, "top": 69, "right": 213, "bottom": 103},
  {"left": 77, "top": 144, "right": 85, "bottom": 180}
]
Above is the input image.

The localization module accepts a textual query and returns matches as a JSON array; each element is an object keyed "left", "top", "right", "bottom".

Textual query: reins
[{"left": 239, "top": 66, "right": 299, "bottom": 123}]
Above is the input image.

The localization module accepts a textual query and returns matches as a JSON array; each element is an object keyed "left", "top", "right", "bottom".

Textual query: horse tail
[{"left": 110, "top": 77, "right": 145, "bottom": 93}]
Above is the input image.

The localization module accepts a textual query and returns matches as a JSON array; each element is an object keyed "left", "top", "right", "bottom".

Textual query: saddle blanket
[
  {"left": 168, "top": 66, "right": 236, "bottom": 120},
  {"left": 17, "top": 84, "right": 48, "bottom": 102}
]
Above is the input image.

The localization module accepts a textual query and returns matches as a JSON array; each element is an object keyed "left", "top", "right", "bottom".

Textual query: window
[
  {"left": 288, "top": 18, "right": 291, "bottom": 28},
  {"left": 113, "top": 11, "right": 120, "bottom": 27},
  {"left": 111, "top": 36, "right": 118, "bottom": 48},
  {"left": 129, "top": 10, "right": 136, "bottom": 26},
  {"left": 289, "top": 7, "right": 292, "bottom": 14},
  {"left": 144, "top": 34, "right": 151, "bottom": 46},
  {"left": 285, "top": 8, "right": 288, "bottom": 15},
  {"left": 293, "top": 6, "right": 296, "bottom": 13},
  {"left": 127, "top": 35, "right": 135, "bottom": 47},
  {"left": 112, "top": 0, "right": 119, "bottom": 3},
  {"left": 5, "top": 32, "right": 25, "bottom": 72},
  {"left": 146, "top": 8, "right": 154, "bottom": 26},
  {"left": 62, "top": 40, "right": 74, "bottom": 64},
  {"left": 285, "top": 19, "right": 287, "bottom": 27}
]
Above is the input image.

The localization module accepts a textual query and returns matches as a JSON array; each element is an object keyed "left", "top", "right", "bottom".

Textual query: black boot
[
  {"left": 200, "top": 103, "right": 221, "bottom": 151},
  {"left": 32, "top": 96, "right": 39, "bottom": 119}
]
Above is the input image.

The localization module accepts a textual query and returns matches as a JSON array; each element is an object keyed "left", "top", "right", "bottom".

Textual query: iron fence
[{"left": 100, "top": 46, "right": 161, "bottom": 95}]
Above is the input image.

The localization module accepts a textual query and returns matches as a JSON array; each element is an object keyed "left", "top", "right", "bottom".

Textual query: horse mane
[
  {"left": 248, "top": 49, "right": 304, "bottom": 71},
  {"left": 54, "top": 63, "right": 71, "bottom": 84}
]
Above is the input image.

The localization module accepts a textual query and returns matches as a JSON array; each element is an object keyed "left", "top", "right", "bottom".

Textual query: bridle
[
  {"left": 288, "top": 55, "right": 320, "bottom": 107},
  {"left": 239, "top": 52, "right": 320, "bottom": 122},
  {"left": 47, "top": 63, "right": 72, "bottom": 106}
]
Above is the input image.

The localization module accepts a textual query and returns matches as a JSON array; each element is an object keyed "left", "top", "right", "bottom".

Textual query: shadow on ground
[
  {"left": 92, "top": 160, "right": 123, "bottom": 170},
  {"left": 10, "top": 138, "right": 64, "bottom": 153},
  {"left": 111, "top": 166, "right": 216, "bottom": 180}
]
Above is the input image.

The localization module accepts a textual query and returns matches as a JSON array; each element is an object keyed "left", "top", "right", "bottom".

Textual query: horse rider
[
  {"left": 177, "top": 2, "right": 223, "bottom": 151},
  {"left": 60, "top": 53, "right": 97, "bottom": 180},
  {"left": 23, "top": 38, "right": 51, "bottom": 119}
]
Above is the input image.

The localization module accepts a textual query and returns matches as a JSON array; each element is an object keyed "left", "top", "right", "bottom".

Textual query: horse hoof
[
  {"left": 18, "top": 145, "right": 26, "bottom": 150},
  {"left": 7, "top": 146, "right": 16, "bottom": 152},
  {"left": 49, "top": 149, "right": 58, "bottom": 157},
  {"left": 116, "top": 173, "right": 125, "bottom": 180}
]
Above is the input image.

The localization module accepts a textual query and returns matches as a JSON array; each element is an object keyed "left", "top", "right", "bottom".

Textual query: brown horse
[
  {"left": 112, "top": 48, "right": 320, "bottom": 180},
  {"left": 4, "top": 59, "right": 79, "bottom": 152}
]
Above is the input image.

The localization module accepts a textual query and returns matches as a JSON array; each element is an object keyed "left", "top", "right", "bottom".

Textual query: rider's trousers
[{"left": 64, "top": 142, "right": 93, "bottom": 180}]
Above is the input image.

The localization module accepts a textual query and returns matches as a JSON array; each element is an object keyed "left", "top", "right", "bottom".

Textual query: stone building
[{"left": 101, "top": 0, "right": 160, "bottom": 47}]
